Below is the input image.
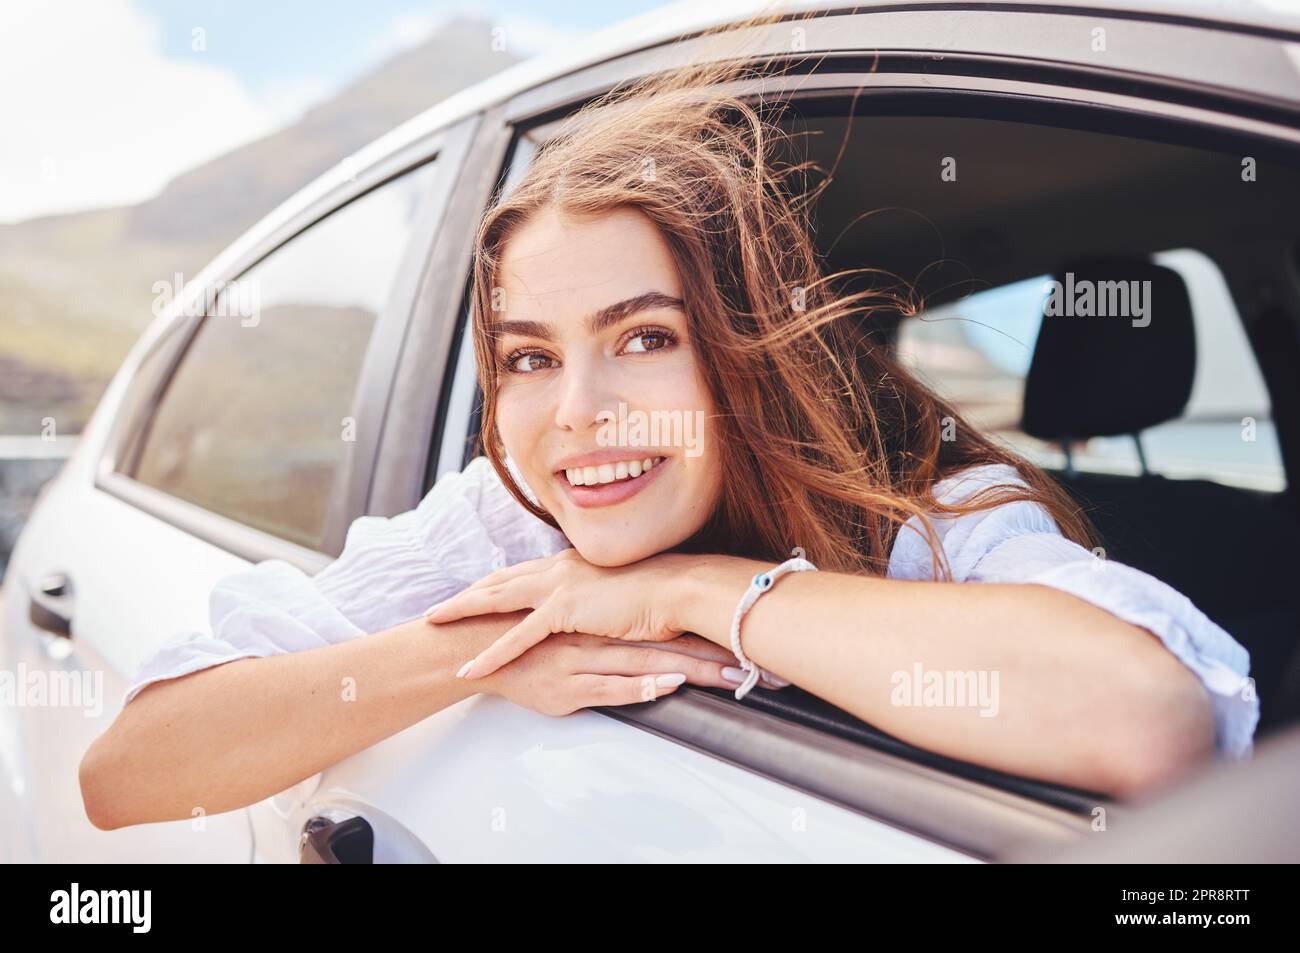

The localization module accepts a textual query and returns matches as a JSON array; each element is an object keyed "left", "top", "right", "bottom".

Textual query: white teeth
[{"left": 563, "top": 457, "right": 665, "bottom": 487}]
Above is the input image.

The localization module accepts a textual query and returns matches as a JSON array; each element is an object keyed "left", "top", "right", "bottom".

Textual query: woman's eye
[
  {"left": 622, "top": 330, "right": 673, "bottom": 354},
  {"left": 507, "top": 351, "right": 556, "bottom": 373}
]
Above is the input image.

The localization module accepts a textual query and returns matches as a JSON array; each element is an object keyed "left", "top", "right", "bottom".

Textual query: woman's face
[{"left": 491, "top": 205, "right": 722, "bottom": 566}]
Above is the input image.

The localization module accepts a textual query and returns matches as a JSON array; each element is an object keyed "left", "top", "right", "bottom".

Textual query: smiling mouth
[
  {"left": 562, "top": 456, "right": 666, "bottom": 487},
  {"left": 554, "top": 455, "right": 669, "bottom": 509}
]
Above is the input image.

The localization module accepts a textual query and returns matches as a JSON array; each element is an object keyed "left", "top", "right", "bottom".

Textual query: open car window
[{"left": 899, "top": 247, "right": 1284, "bottom": 491}]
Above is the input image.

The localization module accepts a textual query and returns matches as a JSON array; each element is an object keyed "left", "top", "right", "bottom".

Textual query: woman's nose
[{"left": 552, "top": 360, "right": 619, "bottom": 433}]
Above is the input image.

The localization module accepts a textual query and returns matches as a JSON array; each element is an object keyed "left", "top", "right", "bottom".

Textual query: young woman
[{"left": 79, "top": 42, "right": 1256, "bottom": 831}]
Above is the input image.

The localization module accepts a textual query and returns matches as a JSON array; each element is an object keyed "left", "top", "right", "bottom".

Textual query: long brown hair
[{"left": 470, "top": 9, "right": 1095, "bottom": 579}]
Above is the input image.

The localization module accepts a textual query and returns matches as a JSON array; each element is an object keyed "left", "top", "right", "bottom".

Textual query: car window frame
[
  {"left": 365, "top": 108, "right": 514, "bottom": 518},
  {"left": 95, "top": 116, "right": 479, "bottom": 570}
]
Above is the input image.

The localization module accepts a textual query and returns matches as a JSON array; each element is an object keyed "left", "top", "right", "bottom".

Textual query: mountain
[{"left": 0, "top": 15, "right": 522, "bottom": 434}]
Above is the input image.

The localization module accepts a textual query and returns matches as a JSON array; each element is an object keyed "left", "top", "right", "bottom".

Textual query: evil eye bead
[{"left": 754, "top": 573, "right": 773, "bottom": 590}]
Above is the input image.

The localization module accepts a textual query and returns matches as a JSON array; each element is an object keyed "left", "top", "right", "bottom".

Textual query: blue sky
[
  {"left": 135, "top": 1, "right": 662, "bottom": 110},
  {"left": 0, "top": 0, "right": 666, "bottom": 223}
]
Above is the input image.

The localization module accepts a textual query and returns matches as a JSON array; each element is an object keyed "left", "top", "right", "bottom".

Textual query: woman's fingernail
[
  {"left": 656, "top": 673, "right": 687, "bottom": 688},
  {"left": 766, "top": 675, "right": 792, "bottom": 688},
  {"left": 425, "top": 602, "right": 444, "bottom": 619},
  {"left": 456, "top": 659, "right": 476, "bottom": 678},
  {"left": 721, "top": 666, "right": 745, "bottom": 684}
]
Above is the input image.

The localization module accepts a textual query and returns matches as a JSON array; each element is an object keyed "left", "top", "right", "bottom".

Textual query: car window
[
  {"left": 897, "top": 248, "right": 1284, "bottom": 491},
  {"left": 127, "top": 161, "right": 438, "bottom": 550},
  {"left": 430, "top": 132, "right": 541, "bottom": 488}
]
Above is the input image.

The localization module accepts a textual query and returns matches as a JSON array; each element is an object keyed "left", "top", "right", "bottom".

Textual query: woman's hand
[
  {"left": 425, "top": 549, "right": 682, "bottom": 678},
  {"left": 478, "top": 629, "right": 774, "bottom": 716},
  {"left": 425, "top": 549, "right": 787, "bottom": 688}
]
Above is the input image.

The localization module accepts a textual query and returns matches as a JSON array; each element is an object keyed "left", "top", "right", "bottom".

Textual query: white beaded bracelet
[{"left": 728, "top": 548, "right": 818, "bottom": 700}]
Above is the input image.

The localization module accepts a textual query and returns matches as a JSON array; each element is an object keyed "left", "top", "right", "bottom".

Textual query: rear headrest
[{"left": 1021, "top": 257, "right": 1195, "bottom": 440}]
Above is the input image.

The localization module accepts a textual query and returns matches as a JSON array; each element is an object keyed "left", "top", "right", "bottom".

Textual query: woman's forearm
[
  {"left": 671, "top": 555, "right": 1214, "bottom": 795},
  {"left": 79, "top": 611, "right": 526, "bottom": 829}
]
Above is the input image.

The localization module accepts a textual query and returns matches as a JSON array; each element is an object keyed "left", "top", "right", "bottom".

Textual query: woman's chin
[
  {"left": 571, "top": 543, "right": 656, "bottom": 567},
  {"left": 567, "top": 532, "right": 677, "bottom": 568}
]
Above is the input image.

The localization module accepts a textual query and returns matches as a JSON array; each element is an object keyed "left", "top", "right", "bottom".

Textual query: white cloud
[
  {"left": 365, "top": 3, "right": 576, "bottom": 60},
  {"left": 0, "top": 0, "right": 274, "bottom": 223},
  {"left": 357, "top": 10, "right": 448, "bottom": 67},
  {"left": 492, "top": 14, "right": 578, "bottom": 55},
  {"left": 361, "top": 8, "right": 575, "bottom": 65},
  {"left": 383, "top": 12, "right": 447, "bottom": 51},
  {"left": 258, "top": 74, "right": 335, "bottom": 128}
]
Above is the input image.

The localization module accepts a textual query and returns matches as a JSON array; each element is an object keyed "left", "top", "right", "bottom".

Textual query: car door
[{"left": 0, "top": 124, "right": 469, "bottom": 862}]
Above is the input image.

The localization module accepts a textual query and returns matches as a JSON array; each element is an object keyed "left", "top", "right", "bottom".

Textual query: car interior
[{"left": 683, "top": 94, "right": 1300, "bottom": 803}]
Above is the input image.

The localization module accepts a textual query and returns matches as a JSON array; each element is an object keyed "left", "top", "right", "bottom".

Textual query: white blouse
[{"left": 124, "top": 457, "right": 1259, "bottom": 759}]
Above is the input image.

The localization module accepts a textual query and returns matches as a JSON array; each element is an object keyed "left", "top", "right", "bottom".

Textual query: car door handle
[
  {"left": 300, "top": 815, "right": 374, "bottom": 864},
  {"left": 28, "top": 572, "right": 74, "bottom": 638}
]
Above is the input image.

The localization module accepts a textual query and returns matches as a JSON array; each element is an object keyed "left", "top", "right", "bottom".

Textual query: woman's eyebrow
[
  {"left": 587, "top": 291, "right": 684, "bottom": 333},
  {"left": 488, "top": 290, "right": 684, "bottom": 341}
]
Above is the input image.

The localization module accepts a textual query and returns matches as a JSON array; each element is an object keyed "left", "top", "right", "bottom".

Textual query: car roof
[
  {"left": 190, "top": 0, "right": 1299, "bottom": 308},
  {"left": 356, "top": 0, "right": 1300, "bottom": 174},
  {"left": 379, "top": 0, "right": 1300, "bottom": 138}
]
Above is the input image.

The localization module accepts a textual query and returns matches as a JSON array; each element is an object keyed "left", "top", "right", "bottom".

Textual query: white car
[{"left": 4, "top": 0, "right": 1300, "bottom": 863}]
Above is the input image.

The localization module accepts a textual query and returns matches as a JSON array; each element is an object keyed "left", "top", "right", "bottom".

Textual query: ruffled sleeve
[
  {"left": 887, "top": 464, "right": 1259, "bottom": 759},
  {"left": 122, "top": 456, "right": 571, "bottom": 706}
]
